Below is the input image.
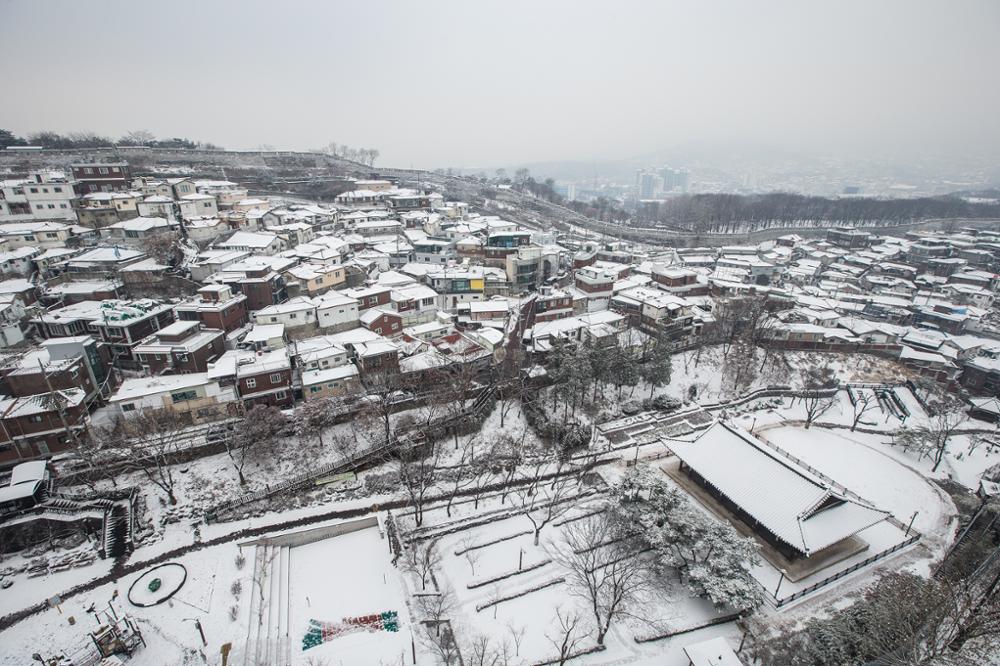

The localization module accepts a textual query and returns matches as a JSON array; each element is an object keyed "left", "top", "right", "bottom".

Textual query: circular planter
[{"left": 127, "top": 562, "right": 187, "bottom": 607}]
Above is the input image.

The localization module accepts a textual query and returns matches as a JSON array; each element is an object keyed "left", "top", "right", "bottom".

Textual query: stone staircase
[
  {"left": 100, "top": 503, "right": 129, "bottom": 558},
  {"left": 244, "top": 542, "right": 291, "bottom": 666}
]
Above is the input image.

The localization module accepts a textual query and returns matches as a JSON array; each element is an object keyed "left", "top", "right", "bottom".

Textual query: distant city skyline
[{"left": 1, "top": 0, "right": 999, "bottom": 172}]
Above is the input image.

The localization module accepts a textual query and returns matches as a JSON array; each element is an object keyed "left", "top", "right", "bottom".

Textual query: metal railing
[{"left": 774, "top": 535, "right": 920, "bottom": 607}]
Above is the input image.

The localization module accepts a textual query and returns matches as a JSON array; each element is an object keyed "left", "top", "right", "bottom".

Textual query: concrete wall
[{"left": 239, "top": 515, "right": 380, "bottom": 548}]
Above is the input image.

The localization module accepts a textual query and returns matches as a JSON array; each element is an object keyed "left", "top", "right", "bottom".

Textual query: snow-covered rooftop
[{"left": 669, "top": 422, "right": 890, "bottom": 556}]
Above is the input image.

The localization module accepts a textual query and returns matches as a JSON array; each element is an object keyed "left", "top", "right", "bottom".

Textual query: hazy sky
[{"left": 2, "top": 0, "right": 998, "bottom": 169}]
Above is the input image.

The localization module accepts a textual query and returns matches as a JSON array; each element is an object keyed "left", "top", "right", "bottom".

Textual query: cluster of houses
[
  {"left": 1, "top": 158, "right": 1000, "bottom": 466},
  {"left": 0, "top": 164, "right": 575, "bottom": 466}
]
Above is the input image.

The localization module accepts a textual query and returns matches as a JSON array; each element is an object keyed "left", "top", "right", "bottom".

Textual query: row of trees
[
  {"left": 544, "top": 334, "right": 673, "bottom": 421},
  {"left": 319, "top": 141, "right": 380, "bottom": 166},
  {"left": 757, "top": 567, "right": 1000, "bottom": 665},
  {"left": 633, "top": 192, "right": 1000, "bottom": 230},
  {"left": 0, "top": 128, "right": 221, "bottom": 150}
]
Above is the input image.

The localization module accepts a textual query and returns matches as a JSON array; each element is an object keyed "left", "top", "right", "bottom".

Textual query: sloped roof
[{"left": 669, "top": 422, "right": 889, "bottom": 556}]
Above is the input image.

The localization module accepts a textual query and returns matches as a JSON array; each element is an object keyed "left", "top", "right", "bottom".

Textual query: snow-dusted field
[
  {"left": 285, "top": 526, "right": 410, "bottom": 665},
  {"left": 419, "top": 503, "right": 743, "bottom": 666},
  {"left": 3, "top": 372, "right": 993, "bottom": 664}
]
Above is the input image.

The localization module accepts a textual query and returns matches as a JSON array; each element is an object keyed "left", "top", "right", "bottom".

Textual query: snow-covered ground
[
  {"left": 284, "top": 526, "right": 410, "bottom": 665},
  {"left": 417, "top": 499, "right": 742, "bottom": 666},
  {"left": 2, "top": 362, "right": 992, "bottom": 664}
]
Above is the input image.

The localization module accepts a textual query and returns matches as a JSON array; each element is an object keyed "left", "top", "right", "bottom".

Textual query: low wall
[{"left": 239, "top": 515, "right": 379, "bottom": 549}]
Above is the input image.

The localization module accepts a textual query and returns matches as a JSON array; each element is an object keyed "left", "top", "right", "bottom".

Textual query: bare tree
[
  {"left": 491, "top": 346, "right": 527, "bottom": 428},
  {"left": 466, "top": 634, "right": 509, "bottom": 666},
  {"left": 849, "top": 389, "right": 880, "bottom": 431},
  {"left": 97, "top": 409, "right": 191, "bottom": 504},
  {"left": 417, "top": 585, "right": 460, "bottom": 663},
  {"left": 405, "top": 539, "right": 442, "bottom": 591},
  {"left": 360, "top": 371, "right": 399, "bottom": 446},
  {"left": 492, "top": 430, "right": 527, "bottom": 505},
  {"left": 544, "top": 608, "right": 586, "bottom": 665},
  {"left": 431, "top": 363, "right": 481, "bottom": 451},
  {"left": 515, "top": 462, "right": 581, "bottom": 546},
  {"left": 293, "top": 397, "right": 336, "bottom": 448},
  {"left": 555, "top": 512, "right": 651, "bottom": 646},
  {"left": 397, "top": 443, "right": 441, "bottom": 527},
  {"left": 140, "top": 231, "right": 182, "bottom": 264},
  {"left": 467, "top": 452, "right": 499, "bottom": 511},
  {"left": 224, "top": 404, "right": 288, "bottom": 484},
  {"left": 893, "top": 395, "right": 968, "bottom": 473},
  {"left": 462, "top": 542, "right": 481, "bottom": 577},
  {"left": 443, "top": 437, "right": 479, "bottom": 518},
  {"left": 505, "top": 621, "right": 526, "bottom": 658},
  {"left": 800, "top": 366, "right": 838, "bottom": 429},
  {"left": 121, "top": 129, "right": 155, "bottom": 146}
]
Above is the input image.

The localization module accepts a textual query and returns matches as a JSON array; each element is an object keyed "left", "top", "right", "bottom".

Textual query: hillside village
[{"left": 1, "top": 157, "right": 1000, "bottom": 665}]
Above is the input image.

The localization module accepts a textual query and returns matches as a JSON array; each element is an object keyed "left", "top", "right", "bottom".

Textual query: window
[
  {"left": 85, "top": 167, "right": 94, "bottom": 174},
  {"left": 28, "top": 415, "right": 43, "bottom": 423},
  {"left": 289, "top": 313, "right": 297, "bottom": 319},
  {"left": 246, "top": 378, "right": 257, "bottom": 388},
  {"left": 99, "top": 167, "right": 109, "bottom": 175},
  {"left": 275, "top": 390, "right": 287, "bottom": 400},
  {"left": 391, "top": 323, "right": 399, "bottom": 331},
  {"left": 269, "top": 373, "right": 282, "bottom": 384},
  {"left": 29, "top": 187, "right": 38, "bottom": 193},
  {"left": 171, "top": 390, "right": 198, "bottom": 403},
  {"left": 310, "top": 386, "right": 321, "bottom": 393},
  {"left": 60, "top": 204, "right": 67, "bottom": 209},
  {"left": 54, "top": 187, "right": 62, "bottom": 193},
  {"left": 121, "top": 403, "right": 136, "bottom": 412},
  {"left": 48, "top": 204, "right": 55, "bottom": 209},
  {"left": 374, "top": 327, "right": 382, "bottom": 334}
]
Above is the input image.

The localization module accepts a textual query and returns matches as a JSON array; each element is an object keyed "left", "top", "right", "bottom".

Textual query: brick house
[
  {"left": 353, "top": 341, "right": 400, "bottom": 378},
  {"left": 360, "top": 308, "right": 404, "bottom": 337},
  {"left": 0, "top": 336, "right": 108, "bottom": 404},
  {"left": 344, "top": 285, "right": 393, "bottom": 312},
  {"left": 88, "top": 301, "right": 177, "bottom": 370},
  {"left": 0, "top": 389, "right": 88, "bottom": 466},
  {"left": 71, "top": 163, "right": 131, "bottom": 195},
  {"left": 174, "top": 284, "right": 249, "bottom": 333},
  {"left": 208, "top": 349, "right": 294, "bottom": 409},
  {"left": 134, "top": 321, "right": 226, "bottom": 374}
]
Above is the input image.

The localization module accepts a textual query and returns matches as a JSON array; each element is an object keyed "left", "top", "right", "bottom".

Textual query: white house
[
  {"left": 109, "top": 373, "right": 238, "bottom": 420},
  {"left": 0, "top": 171, "right": 76, "bottom": 222},
  {"left": 184, "top": 216, "right": 228, "bottom": 244},
  {"left": 0, "top": 246, "right": 41, "bottom": 276},
  {"left": 214, "top": 231, "right": 284, "bottom": 256},
  {"left": 315, "top": 292, "right": 360, "bottom": 332},
  {"left": 137, "top": 195, "right": 175, "bottom": 219},
  {"left": 252, "top": 296, "right": 318, "bottom": 329},
  {"left": 179, "top": 193, "right": 219, "bottom": 220}
]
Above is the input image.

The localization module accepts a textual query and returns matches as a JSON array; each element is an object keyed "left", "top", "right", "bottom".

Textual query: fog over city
[{"left": 2, "top": 0, "right": 998, "bottom": 173}]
